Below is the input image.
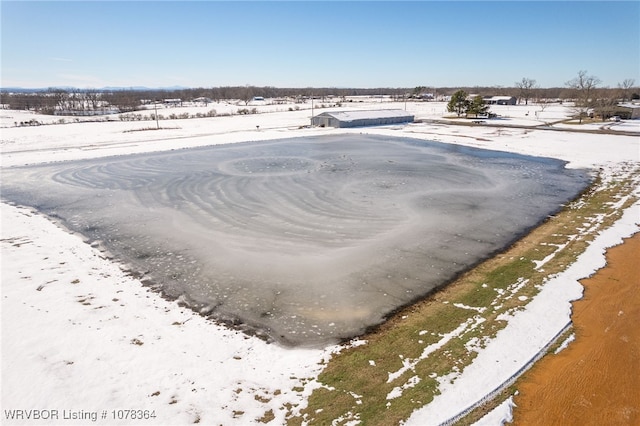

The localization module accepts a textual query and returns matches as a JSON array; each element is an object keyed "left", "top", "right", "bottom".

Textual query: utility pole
[
  {"left": 154, "top": 100, "right": 159, "bottom": 130},
  {"left": 310, "top": 92, "right": 314, "bottom": 127}
]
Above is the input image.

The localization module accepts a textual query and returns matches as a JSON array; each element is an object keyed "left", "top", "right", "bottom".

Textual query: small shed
[{"left": 312, "top": 109, "right": 414, "bottom": 128}]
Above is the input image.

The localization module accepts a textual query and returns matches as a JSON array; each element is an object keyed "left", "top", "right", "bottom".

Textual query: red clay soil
[{"left": 511, "top": 232, "right": 640, "bottom": 426}]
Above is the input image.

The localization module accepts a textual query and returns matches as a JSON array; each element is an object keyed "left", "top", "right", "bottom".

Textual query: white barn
[{"left": 312, "top": 109, "right": 414, "bottom": 128}]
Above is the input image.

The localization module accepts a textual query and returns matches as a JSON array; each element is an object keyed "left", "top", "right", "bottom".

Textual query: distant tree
[
  {"left": 6, "top": 93, "right": 21, "bottom": 110},
  {"left": 241, "top": 86, "right": 256, "bottom": 105},
  {"left": 565, "top": 70, "right": 601, "bottom": 123},
  {"left": 103, "top": 90, "right": 141, "bottom": 113},
  {"left": 31, "top": 90, "right": 56, "bottom": 114},
  {"left": 594, "top": 94, "right": 618, "bottom": 122},
  {"left": 70, "top": 88, "right": 86, "bottom": 112},
  {"left": 49, "top": 88, "right": 69, "bottom": 113},
  {"left": 516, "top": 77, "right": 537, "bottom": 105},
  {"left": 492, "top": 85, "right": 507, "bottom": 96},
  {"left": 618, "top": 78, "right": 635, "bottom": 102},
  {"left": 85, "top": 89, "right": 101, "bottom": 111},
  {"left": 537, "top": 95, "right": 552, "bottom": 112},
  {"left": 466, "top": 95, "right": 489, "bottom": 118},
  {"left": 411, "top": 86, "right": 426, "bottom": 98},
  {"left": 447, "top": 90, "right": 469, "bottom": 117}
]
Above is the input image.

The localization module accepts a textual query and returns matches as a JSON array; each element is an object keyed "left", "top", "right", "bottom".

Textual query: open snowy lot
[{"left": 2, "top": 99, "right": 639, "bottom": 425}]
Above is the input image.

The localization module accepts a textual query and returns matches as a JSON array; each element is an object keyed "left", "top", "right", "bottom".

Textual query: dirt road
[{"left": 511, "top": 232, "right": 640, "bottom": 425}]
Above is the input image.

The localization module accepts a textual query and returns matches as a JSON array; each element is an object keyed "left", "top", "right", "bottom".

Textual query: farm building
[
  {"left": 483, "top": 96, "right": 517, "bottom": 105},
  {"left": 312, "top": 109, "right": 414, "bottom": 128}
]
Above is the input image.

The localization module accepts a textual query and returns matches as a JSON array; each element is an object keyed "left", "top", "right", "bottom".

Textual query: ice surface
[{"left": 1, "top": 134, "right": 590, "bottom": 346}]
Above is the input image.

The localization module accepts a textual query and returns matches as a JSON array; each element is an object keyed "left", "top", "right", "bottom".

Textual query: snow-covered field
[{"left": 2, "top": 99, "right": 639, "bottom": 425}]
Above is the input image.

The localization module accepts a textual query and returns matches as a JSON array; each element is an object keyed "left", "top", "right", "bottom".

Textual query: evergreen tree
[
  {"left": 411, "top": 86, "right": 426, "bottom": 98},
  {"left": 447, "top": 90, "right": 469, "bottom": 117},
  {"left": 466, "top": 95, "right": 489, "bottom": 118}
]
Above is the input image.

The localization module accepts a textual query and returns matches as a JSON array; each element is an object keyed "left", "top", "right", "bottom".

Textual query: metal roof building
[
  {"left": 483, "top": 96, "right": 517, "bottom": 105},
  {"left": 312, "top": 109, "right": 414, "bottom": 128}
]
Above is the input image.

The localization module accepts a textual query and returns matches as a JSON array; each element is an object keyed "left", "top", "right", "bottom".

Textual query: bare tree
[
  {"left": 86, "top": 89, "right": 101, "bottom": 111},
  {"left": 49, "top": 88, "right": 69, "bottom": 114},
  {"left": 103, "top": 90, "right": 141, "bottom": 113},
  {"left": 537, "top": 96, "right": 551, "bottom": 113},
  {"left": 516, "top": 77, "right": 537, "bottom": 105},
  {"left": 618, "top": 78, "right": 635, "bottom": 102},
  {"left": 565, "top": 70, "right": 601, "bottom": 123},
  {"left": 241, "top": 86, "right": 256, "bottom": 105},
  {"left": 70, "top": 88, "right": 85, "bottom": 112},
  {"left": 592, "top": 87, "right": 619, "bottom": 122}
]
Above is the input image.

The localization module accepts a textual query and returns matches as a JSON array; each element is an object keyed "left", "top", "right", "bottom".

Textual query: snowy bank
[
  {"left": 1, "top": 203, "right": 333, "bottom": 425},
  {"left": 405, "top": 196, "right": 640, "bottom": 425}
]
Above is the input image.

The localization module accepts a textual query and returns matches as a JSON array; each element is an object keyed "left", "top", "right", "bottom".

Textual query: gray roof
[
  {"left": 483, "top": 96, "right": 516, "bottom": 100},
  {"left": 315, "top": 109, "right": 413, "bottom": 122}
]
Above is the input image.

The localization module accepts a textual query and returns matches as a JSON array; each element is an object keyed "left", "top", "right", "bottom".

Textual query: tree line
[
  {"left": 448, "top": 72, "right": 637, "bottom": 121},
  {"left": 0, "top": 86, "right": 408, "bottom": 113},
  {"left": 1, "top": 74, "right": 637, "bottom": 116}
]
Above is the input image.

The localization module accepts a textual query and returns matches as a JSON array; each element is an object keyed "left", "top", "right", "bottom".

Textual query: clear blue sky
[{"left": 1, "top": 1, "right": 638, "bottom": 89}]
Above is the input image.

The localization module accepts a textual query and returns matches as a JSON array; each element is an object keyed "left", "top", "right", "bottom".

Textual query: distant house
[
  {"left": 163, "top": 98, "right": 182, "bottom": 106},
  {"left": 311, "top": 109, "right": 414, "bottom": 128},
  {"left": 247, "top": 96, "right": 266, "bottom": 106},
  {"left": 483, "top": 96, "right": 517, "bottom": 105},
  {"left": 193, "top": 97, "right": 213, "bottom": 105}
]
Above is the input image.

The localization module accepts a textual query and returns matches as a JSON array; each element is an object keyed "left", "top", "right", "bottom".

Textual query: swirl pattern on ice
[{"left": 1, "top": 135, "right": 591, "bottom": 346}]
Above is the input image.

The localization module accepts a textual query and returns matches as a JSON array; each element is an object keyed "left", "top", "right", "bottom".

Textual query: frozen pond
[{"left": 1, "top": 135, "right": 591, "bottom": 346}]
